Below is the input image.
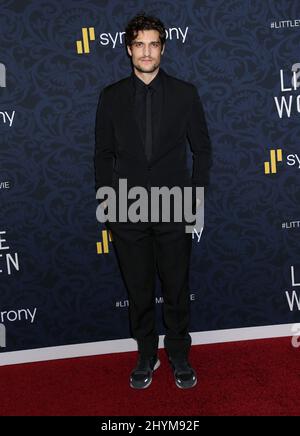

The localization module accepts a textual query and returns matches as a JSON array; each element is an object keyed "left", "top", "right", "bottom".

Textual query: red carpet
[{"left": 0, "top": 337, "right": 299, "bottom": 416}]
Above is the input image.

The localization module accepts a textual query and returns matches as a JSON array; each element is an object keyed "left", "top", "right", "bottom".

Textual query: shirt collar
[{"left": 132, "top": 68, "right": 162, "bottom": 93}]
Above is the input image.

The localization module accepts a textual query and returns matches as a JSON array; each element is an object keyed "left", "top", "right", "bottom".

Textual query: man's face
[{"left": 127, "top": 29, "right": 165, "bottom": 74}]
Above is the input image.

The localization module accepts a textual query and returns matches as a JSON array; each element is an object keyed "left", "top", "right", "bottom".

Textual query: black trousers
[{"left": 107, "top": 217, "right": 193, "bottom": 359}]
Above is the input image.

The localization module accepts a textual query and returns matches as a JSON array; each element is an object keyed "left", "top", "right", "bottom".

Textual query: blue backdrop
[{"left": 1, "top": 0, "right": 300, "bottom": 358}]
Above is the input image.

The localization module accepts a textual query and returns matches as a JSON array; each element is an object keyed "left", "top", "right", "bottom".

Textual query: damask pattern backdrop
[{"left": 0, "top": 0, "right": 300, "bottom": 359}]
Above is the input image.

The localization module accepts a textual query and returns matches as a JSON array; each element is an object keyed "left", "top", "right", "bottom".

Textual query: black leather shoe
[
  {"left": 169, "top": 356, "right": 197, "bottom": 389},
  {"left": 130, "top": 354, "right": 160, "bottom": 389}
]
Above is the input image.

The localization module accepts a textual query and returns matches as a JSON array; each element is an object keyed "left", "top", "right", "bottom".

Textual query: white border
[{"left": 0, "top": 323, "right": 294, "bottom": 366}]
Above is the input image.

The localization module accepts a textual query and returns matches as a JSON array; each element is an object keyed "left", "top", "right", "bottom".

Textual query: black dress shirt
[{"left": 132, "top": 69, "right": 163, "bottom": 162}]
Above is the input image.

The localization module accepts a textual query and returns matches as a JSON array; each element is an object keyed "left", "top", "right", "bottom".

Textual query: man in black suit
[{"left": 94, "top": 12, "right": 212, "bottom": 389}]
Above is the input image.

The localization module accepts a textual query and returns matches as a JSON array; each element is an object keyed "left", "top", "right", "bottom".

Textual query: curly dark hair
[{"left": 125, "top": 11, "right": 166, "bottom": 49}]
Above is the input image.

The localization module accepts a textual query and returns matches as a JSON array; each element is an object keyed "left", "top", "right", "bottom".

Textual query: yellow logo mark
[
  {"left": 264, "top": 149, "right": 283, "bottom": 174},
  {"left": 96, "top": 229, "right": 113, "bottom": 254},
  {"left": 76, "top": 27, "right": 95, "bottom": 54}
]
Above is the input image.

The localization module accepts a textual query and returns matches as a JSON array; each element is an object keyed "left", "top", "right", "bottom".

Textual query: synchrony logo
[
  {"left": 76, "top": 25, "right": 189, "bottom": 54},
  {"left": 0, "top": 308, "right": 36, "bottom": 348},
  {"left": 76, "top": 27, "right": 95, "bottom": 54},
  {"left": 263, "top": 149, "right": 300, "bottom": 175},
  {"left": 264, "top": 149, "right": 283, "bottom": 174},
  {"left": 0, "top": 64, "right": 15, "bottom": 127},
  {"left": 0, "top": 111, "right": 15, "bottom": 127},
  {"left": 0, "top": 307, "right": 37, "bottom": 324},
  {"left": 96, "top": 229, "right": 113, "bottom": 255}
]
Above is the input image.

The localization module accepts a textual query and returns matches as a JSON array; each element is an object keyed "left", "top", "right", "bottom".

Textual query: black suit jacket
[{"left": 94, "top": 67, "right": 212, "bottom": 195}]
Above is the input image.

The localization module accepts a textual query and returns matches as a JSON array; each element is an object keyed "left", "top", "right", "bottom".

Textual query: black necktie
[{"left": 145, "top": 85, "right": 153, "bottom": 161}]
